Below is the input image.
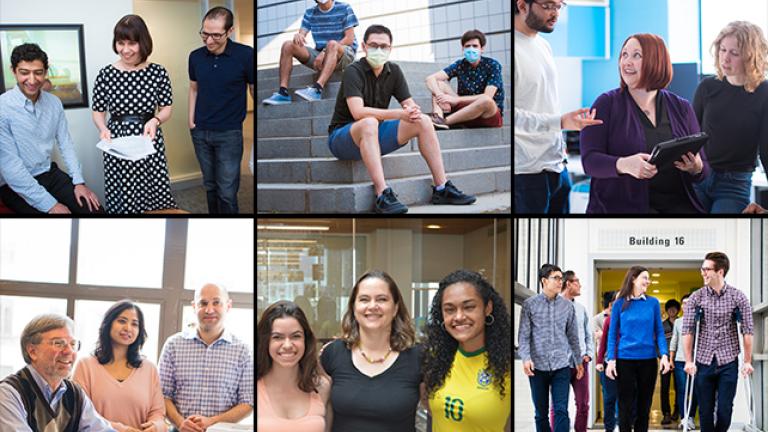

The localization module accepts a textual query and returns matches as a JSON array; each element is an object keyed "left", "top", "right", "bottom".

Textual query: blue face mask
[{"left": 464, "top": 47, "right": 481, "bottom": 63}]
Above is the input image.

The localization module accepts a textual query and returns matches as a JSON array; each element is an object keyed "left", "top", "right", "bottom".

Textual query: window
[
  {"left": 0, "top": 220, "right": 71, "bottom": 283},
  {"left": 182, "top": 305, "right": 254, "bottom": 352},
  {"left": 0, "top": 296, "right": 67, "bottom": 378},
  {"left": 700, "top": 0, "right": 768, "bottom": 75},
  {"left": 186, "top": 219, "right": 254, "bottom": 293},
  {"left": 74, "top": 300, "right": 162, "bottom": 364},
  {"left": 77, "top": 220, "right": 166, "bottom": 288}
]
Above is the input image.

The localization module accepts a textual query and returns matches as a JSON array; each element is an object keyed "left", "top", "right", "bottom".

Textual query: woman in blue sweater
[{"left": 605, "top": 266, "right": 671, "bottom": 432}]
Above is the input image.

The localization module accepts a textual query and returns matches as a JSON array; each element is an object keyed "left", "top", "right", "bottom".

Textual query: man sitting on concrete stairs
[
  {"left": 425, "top": 29, "right": 505, "bottom": 130},
  {"left": 262, "top": 0, "right": 358, "bottom": 105},
  {"left": 327, "top": 24, "right": 477, "bottom": 214}
]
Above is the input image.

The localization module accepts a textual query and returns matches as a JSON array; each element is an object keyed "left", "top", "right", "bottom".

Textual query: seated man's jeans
[{"left": 0, "top": 162, "right": 104, "bottom": 214}]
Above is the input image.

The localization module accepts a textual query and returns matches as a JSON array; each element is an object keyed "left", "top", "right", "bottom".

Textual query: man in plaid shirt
[{"left": 682, "top": 251, "right": 753, "bottom": 432}]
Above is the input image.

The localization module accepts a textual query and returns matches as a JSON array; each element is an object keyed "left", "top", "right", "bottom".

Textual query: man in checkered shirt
[
  {"left": 159, "top": 283, "right": 253, "bottom": 432},
  {"left": 682, "top": 251, "right": 754, "bottom": 432}
]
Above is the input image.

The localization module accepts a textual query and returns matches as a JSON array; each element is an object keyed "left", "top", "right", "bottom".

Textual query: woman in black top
[
  {"left": 693, "top": 21, "right": 768, "bottom": 213},
  {"left": 320, "top": 270, "right": 424, "bottom": 432}
]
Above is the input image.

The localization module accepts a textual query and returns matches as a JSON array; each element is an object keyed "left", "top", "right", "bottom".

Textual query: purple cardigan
[{"left": 580, "top": 88, "right": 710, "bottom": 213}]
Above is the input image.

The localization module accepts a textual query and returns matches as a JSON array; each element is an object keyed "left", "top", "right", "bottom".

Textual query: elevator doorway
[{"left": 593, "top": 261, "right": 702, "bottom": 429}]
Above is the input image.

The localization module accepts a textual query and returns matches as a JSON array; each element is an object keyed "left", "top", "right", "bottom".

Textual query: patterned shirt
[
  {"left": 682, "top": 284, "right": 754, "bottom": 366},
  {"left": 517, "top": 293, "right": 581, "bottom": 371},
  {"left": 443, "top": 56, "right": 505, "bottom": 114},
  {"left": 0, "top": 85, "right": 84, "bottom": 212},
  {"left": 301, "top": 1, "right": 359, "bottom": 52},
  {"left": 158, "top": 327, "right": 253, "bottom": 418}
]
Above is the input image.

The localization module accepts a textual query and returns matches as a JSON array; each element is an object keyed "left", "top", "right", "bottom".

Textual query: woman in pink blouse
[{"left": 73, "top": 300, "right": 167, "bottom": 432}]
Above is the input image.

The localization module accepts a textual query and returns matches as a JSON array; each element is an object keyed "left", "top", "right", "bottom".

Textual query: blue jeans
[
  {"left": 599, "top": 370, "right": 619, "bottom": 431},
  {"left": 693, "top": 170, "right": 751, "bottom": 213},
  {"left": 695, "top": 358, "right": 738, "bottom": 432},
  {"left": 190, "top": 128, "right": 244, "bottom": 214},
  {"left": 529, "top": 367, "right": 570, "bottom": 432},
  {"left": 514, "top": 168, "right": 571, "bottom": 213},
  {"left": 674, "top": 361, "right": 698, "bottom": 421}
]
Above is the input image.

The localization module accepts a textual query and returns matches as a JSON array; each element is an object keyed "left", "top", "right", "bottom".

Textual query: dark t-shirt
[
  {"left": 328, "top": 59, "right": 412, "bottom": 134},
  {"left": 693, "top": 76, "right": 768, "bottom": 172},
  {"left": 320, "top": 339, "right": 424, "bottom": 432}
]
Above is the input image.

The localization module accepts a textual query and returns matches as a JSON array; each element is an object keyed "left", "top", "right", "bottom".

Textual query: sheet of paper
[{"left": 96, "top": 135, "right": 156, "bottom": 161}]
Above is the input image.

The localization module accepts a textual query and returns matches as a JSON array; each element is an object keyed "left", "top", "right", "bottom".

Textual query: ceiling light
[
  {"left": 426, "top": 225, "right": 441, "bottom": 229},
  {"left": 257, "top": 225, "right": 329, "bottom": 231}
]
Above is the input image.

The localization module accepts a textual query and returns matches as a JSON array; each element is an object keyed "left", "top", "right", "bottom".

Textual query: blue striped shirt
[
  {"left": 158, "top": 327, "right": 253, "bottom": 419},
  {"left": 0, "top": 86, "right": 84, "bottom": 212},
  {"left": 301, "top": 1, "right": 359, "bottom": 52}
]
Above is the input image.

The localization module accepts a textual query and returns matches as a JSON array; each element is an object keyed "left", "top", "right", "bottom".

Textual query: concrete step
[
  {"left": 257, "top": 144, "right": 510, "bottom": 184},
  {"left": 406, "top": 191, "right": 510, "bottom": 213},
  {"left": 257, "top": 109, "right": 511, "bottom": 138},
  {"left": 257, "top": 126, "right": 511, "bottom": 159},
  {"left": 256, "top": 93, "right": 439, "bottom": 120},
  {"left": 257, "top": 165, "right": 511, "bottom": 213}
]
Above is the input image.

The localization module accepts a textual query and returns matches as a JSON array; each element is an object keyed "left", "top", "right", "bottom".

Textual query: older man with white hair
[
  {"left": 0, "top": 313, "right": 115, "bottom": 431},
  {"left": 159, "top": 283, "right": 253, "bottom": 432}
]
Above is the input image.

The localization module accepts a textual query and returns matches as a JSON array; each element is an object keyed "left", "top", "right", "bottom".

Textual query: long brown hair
[
  {"left": 256, "top": 301, "right": 320, "bottom": 393},
  {"left": 617, "top": 266, "right": 649, "bottom": 311},
  {"left": 341, "top": 270, "right": 415, "bottom": 351}
]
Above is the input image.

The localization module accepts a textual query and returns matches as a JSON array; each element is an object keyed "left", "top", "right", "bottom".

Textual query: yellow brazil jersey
[{"left": 428, "top": 347, "right": 511, "bottom": 432}]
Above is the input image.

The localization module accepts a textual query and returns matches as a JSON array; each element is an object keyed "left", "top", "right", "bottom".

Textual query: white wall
[
  {"left": 0, "top": 0, "right": 133, "bottom": 203},
  {"left": 561, "top": 218, "right": 753, "bottom": 429}
]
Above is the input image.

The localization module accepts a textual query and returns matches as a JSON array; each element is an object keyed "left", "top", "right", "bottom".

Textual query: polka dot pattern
[{"left": 92, "top": 63, "right": 178, "bottom": 214}]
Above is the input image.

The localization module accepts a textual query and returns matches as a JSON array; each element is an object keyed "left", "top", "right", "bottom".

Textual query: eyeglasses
[
  {"left": 534, "top": 1, "right": 567, "bottom": 11},
  {"left": 700, "top": 267, "right": 715, "bottom": 273},
  {"left": 44, "top": 338, "right": 81, "bottom": 352},
  {"left": 548, "top": 275, "right": 563, "bottom": 281},
  {"left": 199, "top": 30, "right": 227, "bottom": 41},
  {"left": 366, "top": 43, "right": 391, "bottom": 50}
]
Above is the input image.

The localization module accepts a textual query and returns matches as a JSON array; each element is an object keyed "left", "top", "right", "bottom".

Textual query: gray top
[{"left": 518, "top": 293, "right": 581, "bottom": 371}]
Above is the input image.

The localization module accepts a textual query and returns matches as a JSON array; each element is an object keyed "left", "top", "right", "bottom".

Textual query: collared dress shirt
[
  {"left": 0, "top": 364, "right": 115, "bottom": 431},
  {"left": 159, "top": 327, "right": 253, "bottom": 419},
  {"left": 0, "top": 85, "right": 84, "bottom": 212},
  {"left": 682, "top": 283, "right": 754, "bottom": 366},
  {"left": 518, "top": 293, "right": 581, "bottom": 371}
]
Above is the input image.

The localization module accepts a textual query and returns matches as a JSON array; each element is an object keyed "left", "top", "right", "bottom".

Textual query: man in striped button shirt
[
  {"left": 682, "top": 251, "right": 754, "bottom": 432},
  {"left": 0, "top": 43, "right": 102, "bottom": 214},
  {"left": 518, "top": 264, "right": 582, "bottom": 432},
  {"left": 159, "top": 283, "right": 253, "bottom": 432}
]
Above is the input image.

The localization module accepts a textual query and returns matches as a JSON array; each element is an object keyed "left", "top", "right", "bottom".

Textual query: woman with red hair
[{"left": 580, "top": 33, "right": 710, "bottom": 213}]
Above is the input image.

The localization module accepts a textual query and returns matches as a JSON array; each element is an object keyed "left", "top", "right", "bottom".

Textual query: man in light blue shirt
[
  {"left": 0, "top": 314, "right": 115, "bottom": 431},
  {"left": 0, "top": 43, "right": 101, "bottom": 213}
]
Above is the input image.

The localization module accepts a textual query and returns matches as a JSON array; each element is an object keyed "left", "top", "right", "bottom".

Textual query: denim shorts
[{"left": 328, "top": 119, "right": 403, "bottom": 160}]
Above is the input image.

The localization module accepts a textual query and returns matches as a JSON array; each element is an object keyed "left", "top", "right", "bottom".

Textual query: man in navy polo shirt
[{"left": 188, "top": 6, "right": 254, "bottom": 214}]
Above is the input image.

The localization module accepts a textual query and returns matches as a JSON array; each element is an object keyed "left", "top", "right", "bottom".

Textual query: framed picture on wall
[{"left": 0, "top": 24, "right": 88, "bottom": 109}]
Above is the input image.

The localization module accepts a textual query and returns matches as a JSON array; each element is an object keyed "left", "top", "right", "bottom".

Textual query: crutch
[
  {"left": 733, "top": 307, "right": 756, "bottom": 431},
  {"left": 683, "top": 306, "right": 703, "bottom": 432}
]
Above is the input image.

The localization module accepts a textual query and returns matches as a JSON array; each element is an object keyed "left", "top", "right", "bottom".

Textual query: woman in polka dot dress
[{"left": 92, "top": 14, "right": 177, "bottom": 214}]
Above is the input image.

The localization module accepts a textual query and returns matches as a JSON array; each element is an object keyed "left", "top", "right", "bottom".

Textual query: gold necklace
[{"left": 359, "top": 345, "right": 392, "bottom": 364}]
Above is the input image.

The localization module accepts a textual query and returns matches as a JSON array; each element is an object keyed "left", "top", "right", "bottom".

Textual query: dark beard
[{"left": 526, "top": 12, "right": 554, "bottom": 33}]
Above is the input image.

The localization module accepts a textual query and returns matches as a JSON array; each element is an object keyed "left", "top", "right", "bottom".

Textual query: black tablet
[{"left": 648, "top": 132, "right": 709, "bottom": 170}]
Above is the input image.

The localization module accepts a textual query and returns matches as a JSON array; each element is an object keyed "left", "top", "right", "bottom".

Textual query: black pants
[
  {"left": 660, "top": 367, "right": 677, "bottom": 415},
  {"left": 616, "top": 358, "right": 658, "bottom": 432},
  {"left": 0, "top": 163, "right": 104, "bottom": 214}
]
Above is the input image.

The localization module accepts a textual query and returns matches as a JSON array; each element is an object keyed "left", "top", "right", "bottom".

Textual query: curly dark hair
[
  {"left": 94, "top": 300, "right": 146, "bottom": 369},
  {"left": 10, "top": 43, "right": 48, "bottom": 71},
  {"left": 423, "top": 270, "right": 512, "bottom": 398}
]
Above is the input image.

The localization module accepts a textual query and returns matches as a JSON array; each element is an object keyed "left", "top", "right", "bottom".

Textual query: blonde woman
[{"left": 693, "top": 21, "right": 768, "bottom": 213}]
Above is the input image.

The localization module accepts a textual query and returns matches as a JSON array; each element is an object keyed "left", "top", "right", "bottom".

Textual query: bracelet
[{"left": 153, "top": 116, "right": 162, "bottom": 126}]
